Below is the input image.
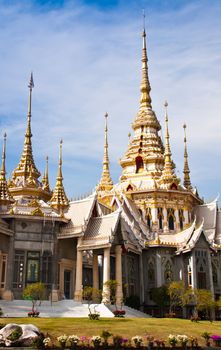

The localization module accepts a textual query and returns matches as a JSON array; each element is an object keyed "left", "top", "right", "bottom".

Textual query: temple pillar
[
  {"left": 93, "top": 253, "right": 99, "bottom": 300},
  {"left": 115, "top": 245, "right": 123, "bottom": 305},
  {"left": 74, "top": 238, "right": 83, "bottom": 301},
  {"left": 102, "top": 247, "right": 110, "bottom": 303},
  {"left": 156, "top": 252, "right": 162, "bottom": 287}
]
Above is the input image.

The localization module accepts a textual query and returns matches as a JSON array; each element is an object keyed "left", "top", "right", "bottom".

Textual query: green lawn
[{"left": 1, "top": 317, "right": 221, "bottom": 345}]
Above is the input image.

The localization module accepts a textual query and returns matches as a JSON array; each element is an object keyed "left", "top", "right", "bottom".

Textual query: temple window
[
  {"left": 179, "top": 209, "right": 184, "bottom": 230},
  {"left": 188, "top": 266, "right": 192, "bottom": 287},
  {"left": 126, "top": 184, "right": 133, "bottom": 192},
  {"left": 157, "top": 208, "right": 164, "bottom": 230},
  {"left": 167, "top": 208, "right": 175, "bottom": 230},
  {"left": 146, "top": 208, "right": 152, "bottom": 229},
  {"left": 136, "top": 156, "right": 144, "bottom": 173},
  {"left": 13, "top": 250, "right": 25, "bottom": 289},
  {"left": 26, "top": 251, "right": 40, "bottom": 283}
]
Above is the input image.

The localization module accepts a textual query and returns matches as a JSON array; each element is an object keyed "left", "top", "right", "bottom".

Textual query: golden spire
[
  {"left": 12, "top": 73, "right": 40, "bottom": 181},
  {"left": 51, "top": 140, "right": 69, "bottom": 212},
  {"left": 159, "top": 101, "right": 179, "bottom": 188},
  {"left": 140, "top": 11, "right": 152, "bottom": 109},
  {"left": 97, "top": 113, "right": 113, "bottom": 193},
  {"left": 183, "top": 124, "right": 192, "bottom": 190},
  {"left": 120, "top": 15, "right": 164, "bottom": 183},
  {"left": 42, "top": 156, "right": 50, "bottom": 192},
  {"left": 0, "top": 133, "right": 14, "bottom": 204}
]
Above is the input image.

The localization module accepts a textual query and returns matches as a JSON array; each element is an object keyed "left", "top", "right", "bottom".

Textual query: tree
[
  {"left": 182, "top": 288, "right": 215, "bottom": 319},
  {"left": 168, "top": 281, "right": 186, "bottom": 313},
  {"left": 23, "top": 282, "right": 46, "bottom": 313},
  {"left": 83, "top": 286, "right": 102, "bottom": 318},
  {"left": 151, "top": 285, "right": 169, "bottom": 317},
  {"left": 104, "top": 280, "right": 119, "bottom": 307}
]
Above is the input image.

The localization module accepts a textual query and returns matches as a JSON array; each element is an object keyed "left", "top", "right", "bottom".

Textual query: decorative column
[
  {"left": 93, "top": 253, "right": 99, "bottom": 300},
  {"left": 190, "top": 253, "right": 197, "bottom": 289},
  {"left": 156, "top": 252, "right": 162, "bottom": 287},
  {"left": 151, "top": 207, "right": 158, "bottom": 231},
  {"left": 74, "top": 238, "right": 83, "bottom": 301},
  {"left": 102, "top": 247, "right": 110, "bottom": 303},
  {"left": 174, "top": 209, "right": 179, "bottom": 231},
  {"left": 163, "top": 208, "right": 168, "bottom": 233},
  {"left": 139, "top": 254, "right": 144, "bottom": 307},
  {"left": 115, "top": 245, "right": 123, "bottom": 306}
]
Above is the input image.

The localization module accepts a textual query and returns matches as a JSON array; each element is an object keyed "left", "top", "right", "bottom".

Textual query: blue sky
[{"left": 0, "top": 0, "right": 220, "bottom": 202}]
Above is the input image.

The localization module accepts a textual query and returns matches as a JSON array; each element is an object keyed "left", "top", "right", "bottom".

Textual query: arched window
[
  {"left": 126, "top": 184, "right": 133, "bottom": 192},
  {"left": 146, "top": 208, "right": 152, "bottom": 230},
  {"left": 168, "top": 209, "right": 175, "bottom": 230},
  {"left": 136, "top": 156, "right": 144, "bottom": 173},
  {"left": 179, "top": 209, "right": 184, "bottom": 230},
  {"left": 158, "top": 208, "right": 164, "bottom": 230}
]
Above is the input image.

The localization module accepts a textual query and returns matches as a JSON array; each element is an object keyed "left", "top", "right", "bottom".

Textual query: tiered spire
[
  {"left": 120, "top": 17, "right": 164, "bottom": 183},
  {"left": 183, "top": 124, "right": 192, "bottom": 190},
  {"left": 50, "top": 140, "right": 69, "bottom": 212},
  {"left": 159, "top": 102, "right": 179, "bottom": 188},
  {"left": 96, "top": 113, "right": 113, "bottom": 193},
  {"left": 0, "top": 133, "right": 14, "bottom": 204},
  {"left": 12, "top": 73, "right": 40, "bottom": 182},
  {"left": 42, "top": 156, "right": 51, "bottom": 192}
]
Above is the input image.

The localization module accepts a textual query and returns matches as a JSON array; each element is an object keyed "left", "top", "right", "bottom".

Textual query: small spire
[
  {"left": 12, "top": 73, "right": 40, "bottom": 182},
  {"left": 96, "top": 113, "right": 113, "bottom": 193},
  {"left": 140, "top": 11, "right": 152, "bottom": 109},
  {"left": 42, "top": 156, "right": 50, "bottom": 192},
  {"left": 50, "top": 140, "right": 69, "bottom": 213},
  {"left": 183, "top": 123, "right": 192, "bottom": 190},
  {"left": 160, "top": 102, "right": 179, "bottom": 187},
  {"left": 0, "top": 133, "right": 14, "bottom": 204}
]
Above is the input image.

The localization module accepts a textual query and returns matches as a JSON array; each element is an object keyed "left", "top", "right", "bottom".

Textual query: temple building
[{"left": 0, "top": 24, "right": 221, "bottom": 316}]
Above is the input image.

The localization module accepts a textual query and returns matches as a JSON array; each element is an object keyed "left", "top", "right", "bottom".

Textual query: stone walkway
[{"left": 0, "top": 300, "right": 114, "bottom": 318}]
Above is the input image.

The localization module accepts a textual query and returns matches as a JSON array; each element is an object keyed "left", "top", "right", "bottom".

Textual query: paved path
[{"left": 0, "top": 300, "right": 114, "bottom": 318}]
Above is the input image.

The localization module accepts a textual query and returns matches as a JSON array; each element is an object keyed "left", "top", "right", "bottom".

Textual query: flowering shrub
[
  {"left": 189, "top": 336, "right": 198, "bottom": 347},
  {"left": 113, "top": 335, "right": 124, "bottom": 348},
  {"left": 88, "top": 312, "right": 100, "bottom": 320},
  {"left": 132, "top": 335, "right": 143, "bottom": 348},
  {"left": 113, "top": 310, "right": 126, "bottom": 317},
  {"left": 211, "top": 335, "right": 221, "bottom": 346},
  {"left": 177, "top": 335, "right": 188, "bottom": 347},
  {"left": 91, "top": 335, "right": 102, "bottom": 347},
  {"left": 168, "top": 334, "right": 178, "bottom": 347},
  {"left": 68, "top": 335, "right": 80, "bottom": 347},
  {"left": 57, "top": 335, "right": 68, "bottom": 348},
  {"left": 43, "top": 337, "right": 51, "bottom": 348},
  {"left": 154, "top": 338, "right": 165, "bottom": 347}
]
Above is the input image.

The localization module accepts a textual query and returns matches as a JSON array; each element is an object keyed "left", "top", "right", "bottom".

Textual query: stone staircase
[{"left": 107, "top": 304, "right": 151, "bottom": 318}]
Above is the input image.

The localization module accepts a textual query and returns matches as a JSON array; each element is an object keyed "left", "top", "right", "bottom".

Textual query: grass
[{"left": 1, "top": 317, "right": 221, "bottom": 345}]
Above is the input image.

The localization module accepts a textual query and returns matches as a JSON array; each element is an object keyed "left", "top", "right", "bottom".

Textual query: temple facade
[{"left": 0, "top": 25, "right": 221, "bottom": 316}]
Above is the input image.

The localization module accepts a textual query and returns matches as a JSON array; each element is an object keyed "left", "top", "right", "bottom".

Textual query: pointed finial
[
  {"left": 96, "top": 112, "right": 113, "bottom": 193},
  {"left": 159, "top": 101, "right": 179, "bottom": 187},
  {"left": 183, "top": 123, "right": 192, "bottom": 190},
  {"left": 1, "top": 133, "right": 6, "bottom": 175},
  {"left": 50, "top": 140, "right": 69, "bottom": 213},
  {"left": 128, "top": 132, "right": 131, "bottom": 143},
  {"left": 0, "top": 133, "right": 14, "bottom": 204},
  {"left": 42, "top": 156, "right": 50, "bottom": 192},
  {"left": 139, "top": 11, "right": 152, "bottom": 109}
]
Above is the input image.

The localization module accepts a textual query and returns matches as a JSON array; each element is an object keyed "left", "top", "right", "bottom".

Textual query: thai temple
[{"left": 0, "top": 23, "right": 220, "bottom": 316}]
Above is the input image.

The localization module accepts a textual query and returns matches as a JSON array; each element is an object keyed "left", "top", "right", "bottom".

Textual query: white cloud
[{"left": 0, "top": 0, "right": 220, "bottom": 201}]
